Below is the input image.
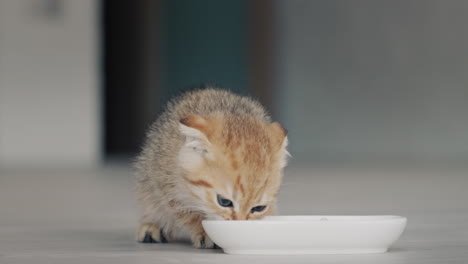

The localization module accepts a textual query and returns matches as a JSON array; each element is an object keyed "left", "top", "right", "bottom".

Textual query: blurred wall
[
  {"left": 0, "top": 0, "right": 100, "bottom": 166},
  {"left": 278, "top": 0, "right": 468, "bottom": 162}
]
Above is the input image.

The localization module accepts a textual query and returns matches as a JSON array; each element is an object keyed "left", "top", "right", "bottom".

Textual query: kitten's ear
[
  {"left": 270, "top": 122, "right": 290, "bottom": 168},
  {"left": 270, "top": 122, "right": 288, "bottom": 145},
  {"left": 178, "top": 115, "right": 214, "bottom": 170},
  {"left": 179, "top": 115, "right": 213, "bottom": 139}
]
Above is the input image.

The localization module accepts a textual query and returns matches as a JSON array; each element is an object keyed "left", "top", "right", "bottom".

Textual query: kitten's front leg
[
  {"left": 137, "top": 222, "right": 169, "bottom": 243},
  {"left": 182, "top": 214, "right": 217, "bottom": 249},
  {"left": 191, "top": 231, "right": 215, "bottom": 249}
]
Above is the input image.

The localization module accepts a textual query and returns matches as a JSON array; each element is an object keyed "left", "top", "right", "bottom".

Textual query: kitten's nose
[
  {"left": 227, "top": 213, "right": 247, "bottom": 220},
  {"left": 231, "top": 214, "right": 247, "bottom": 220}
]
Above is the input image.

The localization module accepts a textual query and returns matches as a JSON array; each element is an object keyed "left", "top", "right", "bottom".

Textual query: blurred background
[
  {"left": 1, "top": 0, "right": 468, "bottom": 263},
  {"left": 1, "top": 0, "right": 468, "bottom": 165}
]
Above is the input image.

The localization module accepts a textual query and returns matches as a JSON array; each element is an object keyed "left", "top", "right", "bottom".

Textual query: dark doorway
[
  {"left": 102, "top": 0, "right": 277, "bottom": 159},
  {"left": 103, "top": 0, "right": 162, "bottom": 157}
]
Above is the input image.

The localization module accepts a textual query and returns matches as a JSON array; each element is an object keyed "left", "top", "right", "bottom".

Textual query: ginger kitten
[{"left": 135, "top": 88, "right": 289, "bottom": 248}]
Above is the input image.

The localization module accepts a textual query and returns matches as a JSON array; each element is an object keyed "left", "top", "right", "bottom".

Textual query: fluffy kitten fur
[{"left": 135, "top": 88, "right": 289, "bottom": 248}]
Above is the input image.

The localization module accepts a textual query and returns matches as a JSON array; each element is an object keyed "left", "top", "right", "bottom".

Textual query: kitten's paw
[
  {"left": 137, "top": 223, "right": 168, "bottom": 243},
  {"left": 191, "top": 233, "right": 215, "bottom": 249}
]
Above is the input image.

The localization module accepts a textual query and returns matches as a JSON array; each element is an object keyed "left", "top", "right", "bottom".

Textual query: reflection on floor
[{"left": 1, "top": 162, "right": 467, "bottom": 263}]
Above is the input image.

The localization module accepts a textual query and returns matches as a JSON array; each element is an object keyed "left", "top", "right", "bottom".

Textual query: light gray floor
[{"left": 1, "top": 162, "right": 467, "bottom": 263}]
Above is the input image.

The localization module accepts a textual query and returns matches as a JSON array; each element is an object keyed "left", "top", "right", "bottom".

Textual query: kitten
[{"left": 134, "top": 88, "right": 289, "bottom": 248}]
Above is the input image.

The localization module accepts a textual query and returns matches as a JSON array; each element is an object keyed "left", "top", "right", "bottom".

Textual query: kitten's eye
[
  {"left": 251, "top": 205, "right": 267, "bottom": 213},
  {"left": 217, "top": 195, "right": 233, "bottom": 207}
]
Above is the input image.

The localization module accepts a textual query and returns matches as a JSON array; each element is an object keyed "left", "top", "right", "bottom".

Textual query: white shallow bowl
[{"left": 202, "top": 215, "right": 407, "bottom": 255}]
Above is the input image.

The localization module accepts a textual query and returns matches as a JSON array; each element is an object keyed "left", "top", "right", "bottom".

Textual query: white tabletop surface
[{"left": 1, "top": 162, "right": 467, "bottom": 263}]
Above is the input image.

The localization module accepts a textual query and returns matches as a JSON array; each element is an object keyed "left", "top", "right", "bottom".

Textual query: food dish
[{"left": 202, "top": 215, "right": 407, "bottom": 255}]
